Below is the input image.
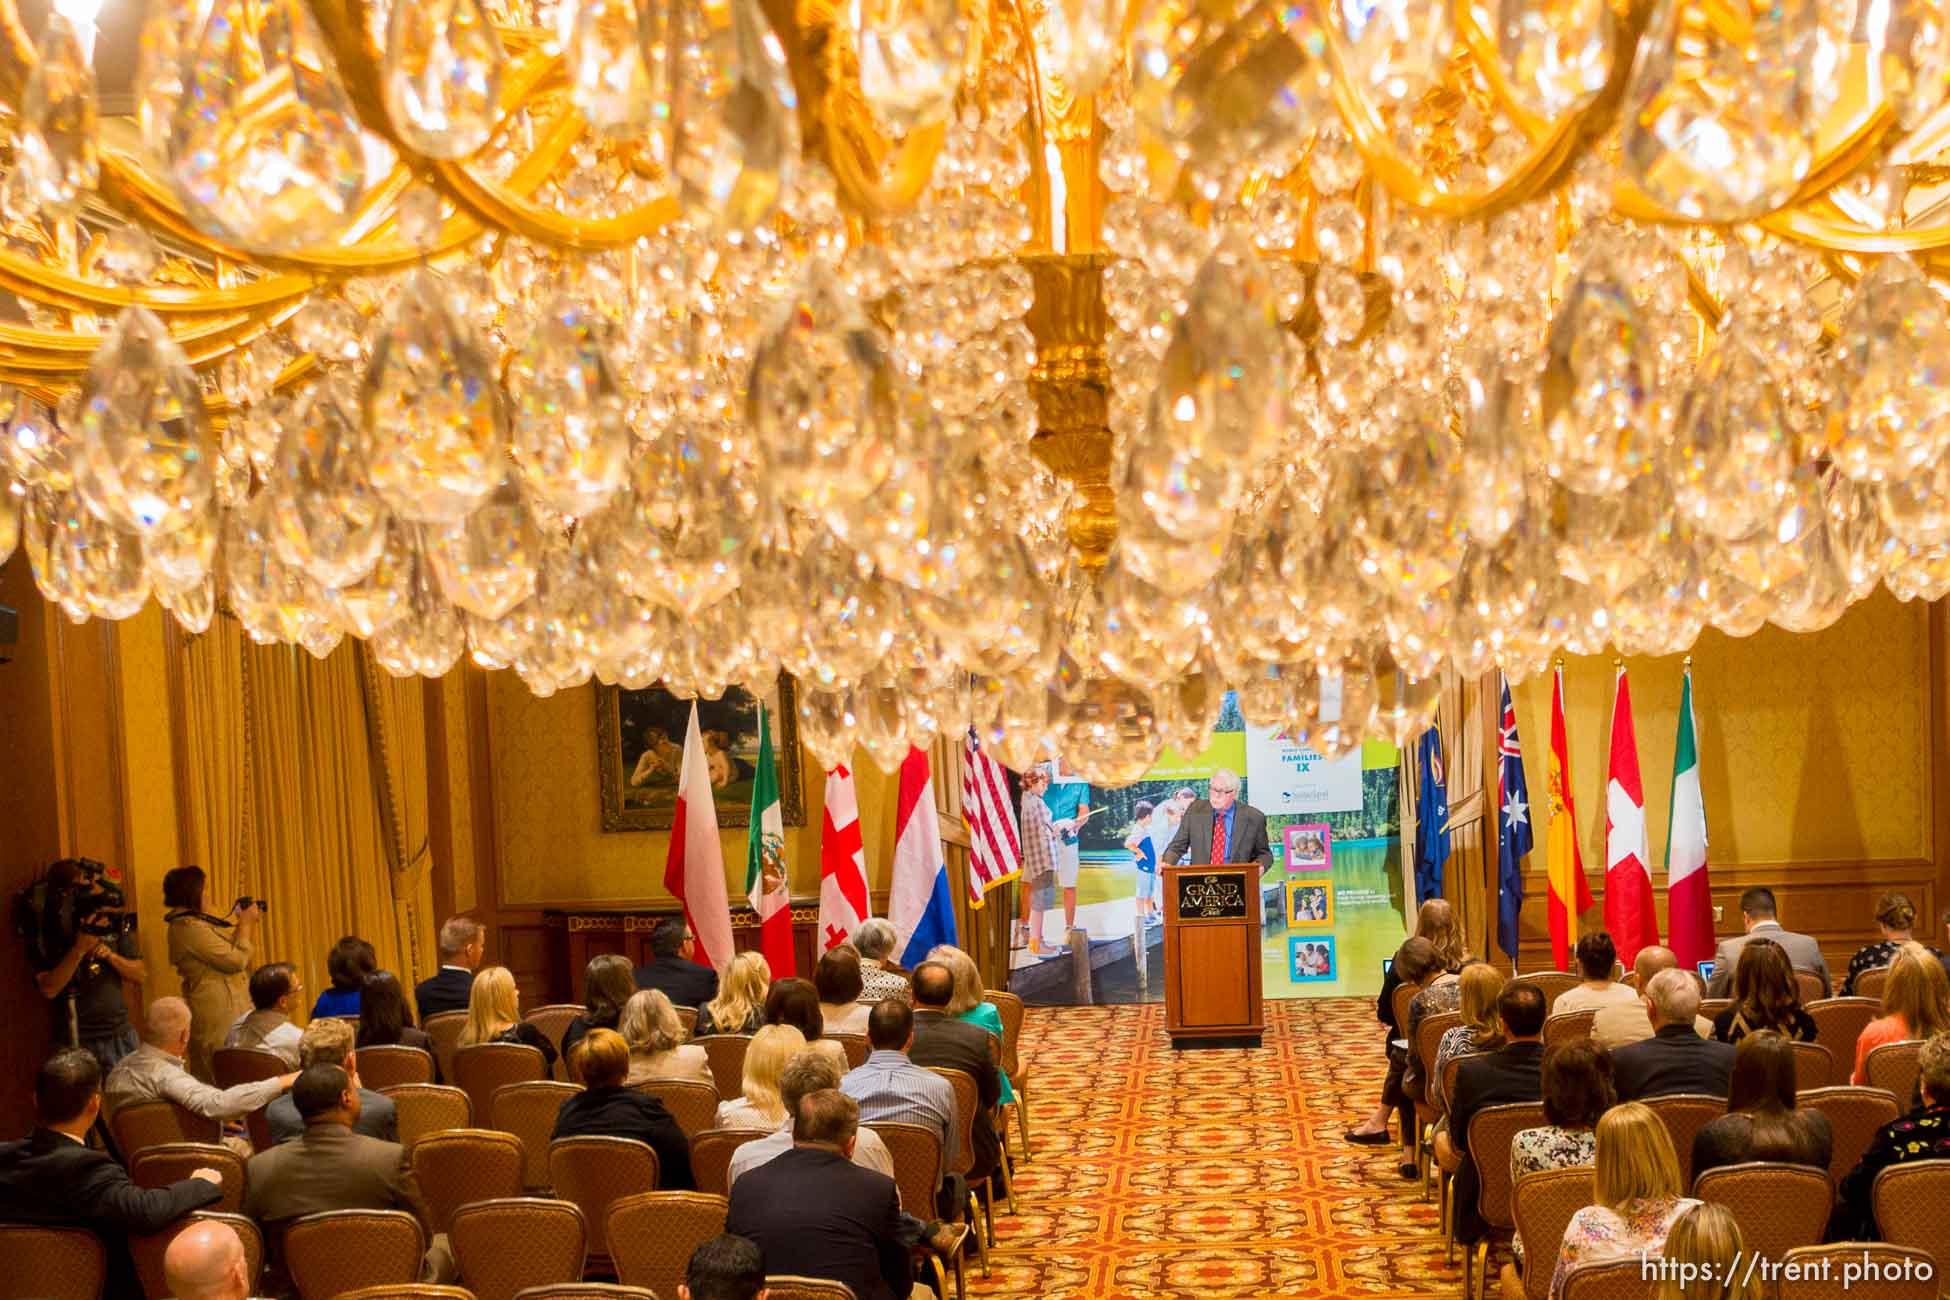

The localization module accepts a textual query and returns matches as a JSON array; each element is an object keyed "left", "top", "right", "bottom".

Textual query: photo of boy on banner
[{"left": 1287, "top": 880, "right": 1333, "bottom": 927}]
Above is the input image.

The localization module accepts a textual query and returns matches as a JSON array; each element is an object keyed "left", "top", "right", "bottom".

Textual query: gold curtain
[{"left": 172, "top": 619, "right": 436, "bottom": 1015}]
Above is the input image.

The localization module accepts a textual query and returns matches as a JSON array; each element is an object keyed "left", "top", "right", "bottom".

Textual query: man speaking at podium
[{"left": 1163, "top": 769, "right": 1273, "bottom": 870}]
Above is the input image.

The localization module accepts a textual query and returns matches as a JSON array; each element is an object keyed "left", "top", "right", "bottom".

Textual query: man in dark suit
[
  {"left": 1614, "top": 968, "right": 1735, "bottom": 1101},
  {"left": 1161, "top": 769, "right": 1273, "bottom": 871},
  {"left": 906, "top": 960, "right": 1001, "bottom": 1183},
  {"left": 726, "top": 1088, "right": 917, "bottom": 1300},
  {"left": 414, "top": 915, "right": 484, "bottom": 1020},
  {"left": 634, "top": 916, "right": 720, "bottom": 1008},
  {"left": 1435, "top": 981, "right": 1547, "bottom": 1245},
  {"left": 0, "top": 1048, "right": 223, "bottom": 1295}
]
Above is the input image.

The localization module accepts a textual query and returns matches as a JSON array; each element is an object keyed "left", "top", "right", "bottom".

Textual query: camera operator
[
  {"left": 163, "top": 866, "right": 262, "bottom": 1083},
  {"left": 35, "top": 903, "right": 145, "bottom": 1071}
]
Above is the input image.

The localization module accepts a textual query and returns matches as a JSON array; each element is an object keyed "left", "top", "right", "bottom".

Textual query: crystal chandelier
[{"left": 0, "top": 0, "right": 1946, "bottom": 783}]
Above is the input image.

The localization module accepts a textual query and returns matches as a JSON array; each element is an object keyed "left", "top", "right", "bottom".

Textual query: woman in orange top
[{"left": 1851, "top": 942, "right": 1950, "bottom": 1084}]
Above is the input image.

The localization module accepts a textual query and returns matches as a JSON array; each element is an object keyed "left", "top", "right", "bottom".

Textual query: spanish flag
[{"left": 1546, "top": 665, "right": 1595, "bottom": 970}]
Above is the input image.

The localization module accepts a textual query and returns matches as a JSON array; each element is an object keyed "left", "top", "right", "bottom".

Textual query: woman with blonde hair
[
  {"left": 457, "top": 965, "right": 557, "bottom": 1069},
  {"left": 1431, "top": 963, "right": 1507, "bottom": 1115},
  {"left": 697, "top": 950, "right": 770, "bottom": 1036},
  {"left": 1657, "top": 1204, "right": 1763, "bottom": 1300},
  {"left": 1851, "top": 942, "right": 1950, "bottom": 1083},
  {"left": 714, "top": 1023, "right": 805, "bottom": 1130},
  {"left": 619, "top": 988, "right": 713, "bottom": 1086},
  {"left": 1549, "top": 1102, "right": 1700, "bottom": 1300},
  {"left": 928, "top": 944, "right": 1017, "bottom": 1105}
]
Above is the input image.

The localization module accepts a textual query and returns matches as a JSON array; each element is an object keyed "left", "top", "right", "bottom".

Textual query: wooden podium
[{"left": 1161, "top": 863, "right": 1265, "bottom": 1049}]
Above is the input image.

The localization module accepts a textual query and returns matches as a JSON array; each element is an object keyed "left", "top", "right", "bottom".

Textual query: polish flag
[
  {"left": 662, "top": 703, "right": 735, "bottom": 972},
  {"left": 818, "top": 763, "right": 870, "bottom": 954},
  {"left": 1604, "top": 667, "right": 1659, "bottom": 967}
]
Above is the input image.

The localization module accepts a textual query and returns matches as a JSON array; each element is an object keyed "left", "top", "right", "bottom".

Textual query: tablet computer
[{"left": 1696, "top": 960, "right": 1715, "bottom": 983}]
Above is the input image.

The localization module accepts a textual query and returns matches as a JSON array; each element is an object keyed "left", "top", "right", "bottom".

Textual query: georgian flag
[
  {"left": 890, "top": 745, "right": 957, "bottom": 967},
  {"left": 818, "top": 763, "right": 870, "bottom": 954}
]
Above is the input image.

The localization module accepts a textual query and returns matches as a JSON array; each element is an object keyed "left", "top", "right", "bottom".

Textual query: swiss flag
[{"left": 1604, "top": 667, "right": 1659, "bottom": 967}]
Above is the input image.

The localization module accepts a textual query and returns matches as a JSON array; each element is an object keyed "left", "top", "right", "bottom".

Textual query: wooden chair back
[
  {"left": 1872, "top": 1158, "right": 1950, "bottom": 1251},
  {"left": 1517, "top": 971, "right": 1580, "bottom": 1017},
  {"left": 130, "top": 1141, "right": 248, "bottom": 1213},
  {"left": 449, "top": 1197, "right": 587, "bottom": 1300},
  {"left": 548, "top": 1136, "right": 661, "bottom": 1268},
  {"left": 1543, "top": 1010, "right": 1597, "bottom": 1050},
  {"left": 111, "top": 1098, "right": 220, "bottom": 1155},
  {"left": 1511, "top": 1167, "right": 1594, "bottom": 1300},
  {"left": 423, "top": 1011, "right": 469, "bottom": 1082},
  {"left": 1795, "top": 971, "right": 1827, "bottom": 1006},
  {"left": 1390, "top": 982, "right": 1423, "bottom": 1038},
  {"left": 1693, "top": 1162, "right": 1834, "bottom": 1262},
  {"left": 492, "top": 1080, "right": 582, "bottom": 1192},
  {"left": 1464, "top": 1101, "right": 1547, "bottom": 1230},
  {"left": 129, "top": 1211, "right": 262, "bottom": 1300},
  {"left": 1415, "top": 1010, "right": 1462, "bottom": 1085},
  {"left": 1699, "top": 998, "right": 1733, "bottom": 1022},
  {"left": 411, "top": 1128, "right": 526, "bottom": 1235},
  {"left": 335, "top": 1288, "right": 477, "bottom": 1299},
  {"left": 512, "top": 1286, "right": 657, "bottom": 1299},
  {"left": 1805, "top": 998, "right": 1880, "bottom": 1077},
  {"left": 869, "top": 1121, "right": 946, "bottom": 1230},
  {"left": 0, "top": 1223, "right": 105, "bottom": 1300},
  {"left": 1780, "top": 1245, "right": 1937, "bottom": 1300},
  {"left": 829, "top": 1032, "right": 871, "bottom": 1070},
  {"left": 453, "top": 1042, "right": 549, "bottom": 1121},
  {"left": 675, "top": 1006, "right": 699, "bottom": 1035},
  {"left": 1801, "top": 1085, "right": 1901, "bottom": 1186},
  {"left": 630, "top": 1077, "right": 720, "bottom": 1137},
  {"left": 281, "top": 1208, "right": 425, "bottom": 1300},
  {"left": 763, "top": 1278, "right": 860, "bottom": 1300},
  {"left": 1643, "top": 1094, "right": 1727, "bottom": 1187},
  {"left": 1789, "top": 1040, "right": 1834, "bottom": 1092},
  {"left": 607, "top": 1190, "right": 730, "bottom": 1299},
  {"left": 929, "top": 1065, "right": 980, "bottom": 1177},
  {"left": 1864, "top": 1040, "right": 1924, "bottom": 1102},
  {"left": 985, "top": 990, "right": 1026, "bottom": 1082},
  {"left": 384, "top": 1082, "right": 473, "bottom": 1147},
  {"left": 356, "top": 1044, "right": 435, "bottom": 1090},
  {"left": 213, "top": 1046, "right": 288, "bottom": 1153},
  {"left": 524, "top": 1005, "right": 585, "bottom": 1082},
  {"left": 1559, "top": 1259, "right": 1661, "bottom": 1300},
  {"left": 1853, "top": 967, "right": 1890, "bottom": 1000},
  {"left": 689, "top": 1126, "right": 767, "bottom": 1196},
  {"left": 698, "top": 1035, "right": 751, "bottom": 1100}
]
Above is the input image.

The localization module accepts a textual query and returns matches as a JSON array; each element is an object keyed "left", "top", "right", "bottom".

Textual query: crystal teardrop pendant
[
  {"left": 510, "top": 296, "right": 630, "bottom": 518},
  {"left": 273, "top": 379, "right": 391, "bottom": 587},
  {"left": 566, "top": 0, "right": 656, "bottom": 136},
  {"left": 1539, "top": 256, "right": 1662, "bottom": 494},
  {"left": 74, "top": 306, "right": 215, "bottom": 536},
  {"left": 1338, "top": 0, "right": 1455, "bottom": 105},
  {"left": 370, "top": 530, "right": 468, "bottom": 676},
  {"left": 1670, "top": 328, "right": 1794, "bottom": 542},
  {"left": 851, "top": 0, "right": 965, "bottom": 134},
  {"left": 1041, "top": 0, "right": 1124, "bottom": 97},
  {"left": 427, "top": 476, "right": 541, "bottom": 620},
  {"left": 668, "top": 0, "right": 800, "bottom": 231},
  {"left": 383, "top": 0, "right": 507, "bottom": 158},
  {"left": 614, "top": 413, "right": 755, "bottom": 616},
  {"left": 1828, "top": 253, "right": 1950, "bottom": 483},
  {"left": 16, "top": 13, "right": 99, "bottom": 216},
  {"left": 1493, "top": 0, "right": 1615, "bottom": 118}
]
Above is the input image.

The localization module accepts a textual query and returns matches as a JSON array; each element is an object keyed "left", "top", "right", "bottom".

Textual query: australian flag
[
  {"left": 1496, "top": 675, "right": 1534, "bottom": 960},
  {"left": 1413, "top": 726, "right": 1449, "bottom": 907}
]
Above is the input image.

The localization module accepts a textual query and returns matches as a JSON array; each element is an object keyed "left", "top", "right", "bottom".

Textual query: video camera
[{"left": 13, "top": 857, "right": 135, "bottom": 969}]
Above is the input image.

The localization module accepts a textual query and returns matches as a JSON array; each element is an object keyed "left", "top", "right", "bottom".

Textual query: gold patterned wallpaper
[{"left": 1510, "top": 589, "right": 1930, "bottom": 874}]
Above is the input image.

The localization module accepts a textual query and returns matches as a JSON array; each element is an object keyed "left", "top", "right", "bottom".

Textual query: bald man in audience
[
  {"left": 1591, "top": 946, "right": 1714, "bottom": 1050},
  {"left": 164, "top": 1218, "right": 251, "bottom": 1300},
  {"left": 1612, "top": 968, "right": 1736, "bottom": 1100},
  {"left": 105, "top": 996, "right": 296, "bottom": 1156}
]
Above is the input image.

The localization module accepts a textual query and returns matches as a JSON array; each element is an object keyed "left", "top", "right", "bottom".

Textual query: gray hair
[
  {"left": 1210, "top": 768, "right": 1241, "bottom": 795},
  {"left": 438, "top": 916, "right": 482, "bottom": 960},
  {"left": 619, "top": 988, "right": 684, "bottom": 1056},
  {"left": 1921, "top": 1032, "right": 1950, "bottom": 1099},
  {"left": 779, "top": 1048, "right": 843, "bottom": 1115},
  {"left": 853, "top": 918, "right": 898, "bottom": 961},
  {"left": 144, "top": 996, "right": 192, "bottom": 1047},
  {"left": 1646, "top": 967, "right": 1701, "bottom": 1024}
]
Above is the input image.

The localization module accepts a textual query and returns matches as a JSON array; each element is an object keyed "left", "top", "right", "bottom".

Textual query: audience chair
[
  {"left": 629, "top": 1077, "right": 719, "bottom": 1137},
  {"left": 424, "top": 1011, "right": 469, "bottom": 1081},
  {"left": 607, "top": 1190, "right": 729, "bottom": 1298},
  {"left": 697, "top": 1034, "right": 751, "bottom": 1100},
  {"left": 1506, "top": 1167, "right": 1593, "bottom": 1300},
  {"left": 131, "top": 1211, "right": 263, "bottom": 1300},
  {"left": 0, "top": 1224, "right": 106, "bottom": 1300},
  {"left": 1853, "top": 966, "right": 1891, "bottom": 1000},
  {"left": 928, "top": 1065, "right": 994, "bottom": 1274},
  {"left": 334, "top": 1288, "right": 476, "bottom": 1299},
  {"left": 1462, "top": 1101, "right": 1547, "bottom": 1300},
  {"left": 385, "top": 1083, "right": 473, "bottom": 1147},
  {"left": 1872, "top": 1158, "right": 1950, "bottom": 1252},
  {"left": 525, "top": 1004, "right": 584, "bottom": 1080},
  {"left": 1414, "top": 1010, "right": 1462, "bottom": 1193},
  {"left": 1542, "top": 1010, "right": 1597, "bottom": 1051},
  {"left": 1780, "top": 1244, "right": 1938, "bottom": 1300},
  {"left": 492, "top": 1080, "right": 583, "bottom": 1192},
  {"left": 1805, "top": 998, "right": 1880, "bottom": 1076},
  {"left": 454, "top": 1042, "right": 550, "bottom": 1121},
  {"left": 985, "top": 989, "right": 1031, "bottom": 1161},
  {"left": 1558, "top": 1258, "right": 1660, "bottom": 1300},
  {"left": 1693, "top": 1162, "right": 1833, "bottom": 1262},
  {"left": 870, "top": 1120, "right": 964, "bottom": 1300},
  {"left": 548, "top": 1135, "right": 661, "bottom": 1275},
  {"left": 283, "top": 1208, "right": 426, "bottom": 1300},
  {"left": 674, "top": 1005, "right": 698, "bottom": 1034},
  {"left": 450, "top": 1197, "right": 587, "bottom": 1300},
  {"left": 130, "top": 1140, "right": 248, "bottom": 1213},
  {"left": 1390, "top": 982, "right": 1424, "bottom": 1048},
  {"left": 214, "top": 1045, "right": 289, "bottom": 1153},
  {"left": 1642, "top": 1094, "right": 1724, "bottom": 1188},
  {"left": 829, "top": 1032, "right": 870, "bottom": 1070},
  {"left": 688, "top": 1126, "right": 766, "bottom": 1196},
  {"left": 1795, "top": 970, "right": 1827, "bottom": 1006},
  {"left": 512, "top": 1286, "right": 657, "bottom": 1299},
  {"left": 1800, "top": 1086, "right": 1900, "bottom": 1186},
  {"left": 1864, "top": 1039, "right": 1924, "bottom": 1102},
  {"left": 1517, "top": 971, "right": 1579, "bottom": 1017},
  {"left": 1698, "top": 998, "right": 1732, "bottom": 1022},
  {"left": 1789, "top": 1040, "right": 1835, "bottom": 1091},
  {"left": 357, "top": 1044, "right": 435, "bottom": 1090},
  {"left": 110, "top": 1098, "right": 221, "bottom": 1155},
  {"left": 412, "top": 1128, "right": 527, "bottom": 1236},
  {"left": 763, "top": 1276, "right": 860, "bottom": 1300}
]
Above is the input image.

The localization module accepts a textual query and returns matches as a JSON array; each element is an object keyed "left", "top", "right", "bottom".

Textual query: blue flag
[
  {"left": 1414, "top": 726, "right": 1450, "bottom": 906},
  {"left": 1496, "top": 675, "right": 1534, "bottom": 960}
]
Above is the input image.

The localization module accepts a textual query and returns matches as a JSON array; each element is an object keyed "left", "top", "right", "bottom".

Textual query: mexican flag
[
  {"left": 746, "top": 703, "right": 795, "bottom": 976},
  {"left": 1665, "top": 669, "right": 1713, "bottom": 969}
]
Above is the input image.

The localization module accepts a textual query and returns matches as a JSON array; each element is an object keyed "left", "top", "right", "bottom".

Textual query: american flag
[
  {"left": 1496, "top": 674, "right": 1534, "bottom": 960},
  {"left": 961, "top": 729, "right": 1022, "bottom": 906}
]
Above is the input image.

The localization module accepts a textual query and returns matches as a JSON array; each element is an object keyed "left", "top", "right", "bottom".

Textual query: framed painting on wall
[{"left": 596, "top": 675, "right": 805, "bottom": 831}]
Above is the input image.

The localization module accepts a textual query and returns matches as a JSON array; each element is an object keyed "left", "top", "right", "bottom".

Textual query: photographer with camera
[
  {"left": 17, "top": 858, "right": 146, "bottom": 1072},
  {"left": 162, "top": 866, "right": 264, "bottom": 1083}
]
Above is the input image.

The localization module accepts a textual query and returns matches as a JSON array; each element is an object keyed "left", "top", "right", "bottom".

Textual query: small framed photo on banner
[
  {"left": 1289, "top": 934, "right": 1337, "bottom": 983},
  {"left": 1284, "top": 822, "right": 1332, "bottom": 872},
  {"left": 1286, "top": 880, "right": 1333, "bottom": 928}
]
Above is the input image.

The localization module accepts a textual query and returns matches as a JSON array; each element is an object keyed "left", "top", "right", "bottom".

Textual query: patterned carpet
[{"left": 970, "top": 998, "right": 1459, "bottom": 1300}]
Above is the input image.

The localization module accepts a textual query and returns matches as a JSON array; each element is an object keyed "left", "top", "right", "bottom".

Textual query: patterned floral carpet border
[{"left": 969, "top": 998, "right": 1460, "bottom": 1300}]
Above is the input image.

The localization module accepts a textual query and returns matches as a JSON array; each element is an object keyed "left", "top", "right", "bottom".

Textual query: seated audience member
[
  {"left": 0, "top": 1049, "right": 223, "bottom": 1296},
  {"left": 731, "top": 1050, "right": 894, "bottom": 1187},
  {"left": 1657, "top": 1204, "right": 1763, "bottom": 1300},
  {"left": 716, "top": 1024, "right": 805, "bottom": 1131},
  {"left": 1403, "top": 943, "right": 1468, "bottom": 1098},
  {"left": 766, "top": 977, "right": 849, "bottom": 1074},
  {"left": 1712, "top": 939, "right": 1818, "bottom": 1044},
  {"left": 817, "top": 946, "right": 873, "bottom": 1037},
  {"left": 842, "top": 999, "right": 959, "bottom": 1204},
  {"left": 1347, "top": 935, "right": 1447, "bottom": 1163},
  {"left": 852, "top": 919, "right": 914, "bottom": 1005},
  {"left": 1432, "top": 963, "right": 1508, "bottom": 1116},
  {"left": 908, "top": 959, "right": 1003, "bottom": 1182},
  {"left": 553, "top": 1028, "right": 694, "bottom": 1190},
  {"left": 620, "top": 988, "right": 714, "bottom": 1085},
  {"left": 1613, "top": 970, "right": 1735, "bottom": 1100},
  {"left": 1833, "top": 1030, "right": 1950, "bottom": 1238},
  {"left": 927, "top": 944, "right": 1017, "bottom": 1107},
  {"left": 1554, "top": 933, "right": 1639, "bottom": 1017},
  {"left": 1843, "top": 892, "right": 1946, "bottom": 996},
  {"left": 634, "top": 917, "right": 720, "bottom": 1009},
  {"left": 356, "top": 970, "right": 434, "bottom": 1057},
  {"left": 105, "top": 996, "right": 296, "bottom": 1155},
  {"left": 164, "top": 1217, "right": 251, "bottom": 1300},
  {"left": 1437, "top": 981, "right": 1546, "bottom": 1245},
  {"left": 310, "top": 936, "right": 377, "bottom": 1019},
  {"left": 1505, "top": 1040, "right": 1613, "bottom": 1280},
  {"left": 455, "top": 965, "right": 557, "bottom": 1069},
  {"left": 224, "top": 962, "right": 305, "bottom": 1066},
  {"left": 696, "top": 950, "right": 770, "bottom": 1037},
  {"left": 725, "top": 1088, "right": 928, "bottom": 1300},
  {"left": 1593, "top": 947, "right": 1713, "bottom": 1049},
  {"left": 415, "top": 916, "right": 484, "bottom": 1020},
  {"left": 1691, "top": 1031, "right": 1831, "bottom": 1180},
  {"left": 681, "top": 1232, "right": 768, "bottom": 1300},
  {"left": 1549, "top": 1101, "right": 1701, "bottom": 1300},
  {"left": 266, "top": 1017, "right": 397, "bottom": 1145},
  {"left": 1707, "top": 887, "right": 1830, "bottom": 999},
  {"left": 1851, "top": 942, "right": 1950, "bottom": 1085},
  {"left": 561, "top": 952, "right": 637, "bottom": 1067}
]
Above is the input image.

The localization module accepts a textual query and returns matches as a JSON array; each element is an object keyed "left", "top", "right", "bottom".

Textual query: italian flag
[
  {"left": 746, "top": 703, "right": 795, "bottom": 976},
  {"left": 1665, "top": 669, "right": 1714, "bottom": 969}
]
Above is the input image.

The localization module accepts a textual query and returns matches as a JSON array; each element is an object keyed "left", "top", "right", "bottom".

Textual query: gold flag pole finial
[{"left": 1683, "top": 655, "right": 1693, "bottom": 669}]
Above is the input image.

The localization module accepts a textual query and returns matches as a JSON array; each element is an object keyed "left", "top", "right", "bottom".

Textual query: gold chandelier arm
[
  {"left": 790, "top": 0, "right": 949, "bottom": 219},
  {"left": 0, "top": 300, "right": 302, "bottom": 379}
]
